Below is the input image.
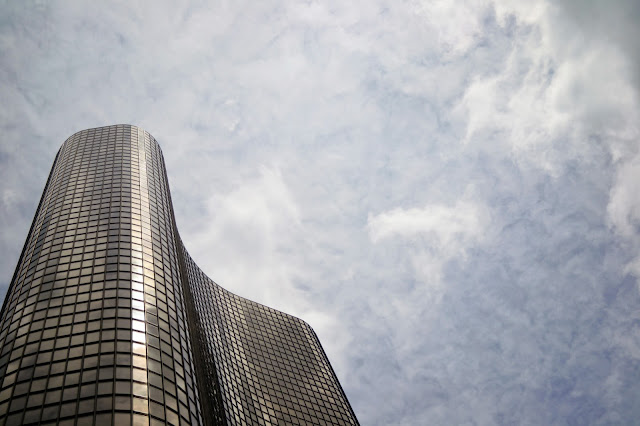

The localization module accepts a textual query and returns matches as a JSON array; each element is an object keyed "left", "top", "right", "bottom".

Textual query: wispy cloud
[
  {"left": 368, "top": 199, "right": 487, "bottom": 244},
  {"left": 368, "top": 195, "right": 489, "bottom": 288}
]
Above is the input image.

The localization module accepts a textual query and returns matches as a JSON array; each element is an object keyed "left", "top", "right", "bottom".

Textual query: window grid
[{"left": 0, "top": 125, "right": 358, "bottom": 426}]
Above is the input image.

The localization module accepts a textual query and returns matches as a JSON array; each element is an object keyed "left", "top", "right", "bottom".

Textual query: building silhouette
[{"left": 0, "top": 125, "right": 358, "bottom": 426}]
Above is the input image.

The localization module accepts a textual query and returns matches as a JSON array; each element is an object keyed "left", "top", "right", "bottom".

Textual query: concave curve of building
[{"left": 0, "top": 125, "right": 359, "bottom": 426}]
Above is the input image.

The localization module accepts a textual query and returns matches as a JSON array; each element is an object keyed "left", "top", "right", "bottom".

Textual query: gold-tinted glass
[{"left": 0, "top": 125, "right": 358, "bottom": 426}]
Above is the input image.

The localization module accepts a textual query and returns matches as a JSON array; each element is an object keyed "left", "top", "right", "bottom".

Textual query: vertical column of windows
[
  {"left": 149, "top": 135, "right": 202, "bottom": 423},
  {"left": 130, "top": 128, "right": 203, "bottom": 426},
  {"left": 177, "top": 240, "right": 226, "bottom": 425},
  {"left": 129, "top": 127, "right": 153, "bottom": 426},
  {"left": 146, "top": 137, "right": 203, "bottom": 425}
]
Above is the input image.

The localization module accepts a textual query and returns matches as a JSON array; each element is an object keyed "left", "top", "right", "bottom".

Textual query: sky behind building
[{"left": 1, "top": 1, "right": 640, "bottom": 424}]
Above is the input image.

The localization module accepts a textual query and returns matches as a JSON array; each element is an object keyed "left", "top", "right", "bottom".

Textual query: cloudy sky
[{"left": 2, "top": 1, "right": 640, "bottom": 424}]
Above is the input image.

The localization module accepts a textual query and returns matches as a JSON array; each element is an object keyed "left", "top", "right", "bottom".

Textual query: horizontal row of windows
[
  {"left": 2, "top": 291, "right": 184, "bottom": 340},
  {"left": 3, "top": 394, "right": 193, "bottom": 426}
]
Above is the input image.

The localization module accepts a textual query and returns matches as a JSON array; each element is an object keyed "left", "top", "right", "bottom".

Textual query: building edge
[{"left": 0, "top": 147, "right": 61, "bottom": 323}]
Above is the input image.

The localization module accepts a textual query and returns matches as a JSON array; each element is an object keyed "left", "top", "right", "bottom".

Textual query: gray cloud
[{"left": 1, "top": 1, "right": 640, "bottom": 424}]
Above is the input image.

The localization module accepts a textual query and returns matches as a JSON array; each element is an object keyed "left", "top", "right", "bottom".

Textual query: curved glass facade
[{"left": 0, "top": 125, "right": 358, "bottom": 426}]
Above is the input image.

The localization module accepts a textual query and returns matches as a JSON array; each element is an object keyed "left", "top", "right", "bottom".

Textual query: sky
[{"left": 1, "top": 1, "right": 640, "bottom": 424}]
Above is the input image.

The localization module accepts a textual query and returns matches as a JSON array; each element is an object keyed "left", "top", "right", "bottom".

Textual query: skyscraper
[{"left": 0, "top": 125, "right": 358, "bottom": 426}]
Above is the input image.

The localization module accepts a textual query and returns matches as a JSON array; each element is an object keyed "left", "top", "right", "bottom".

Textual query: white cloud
[
  {"left": 458, "top": 0, "right": 638, "bottom": 174},
  {"left": 367, "top": 193, "right": 490, "bottom": 310},
  {"left": 413, "top": 0, "right": 487, "bottom": 56},
  {"left": 368, "top": 199, "right": 486, "bottom": 244},
  {"left": 182, "top": 166, "right": 304, "bottom": 309}
]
